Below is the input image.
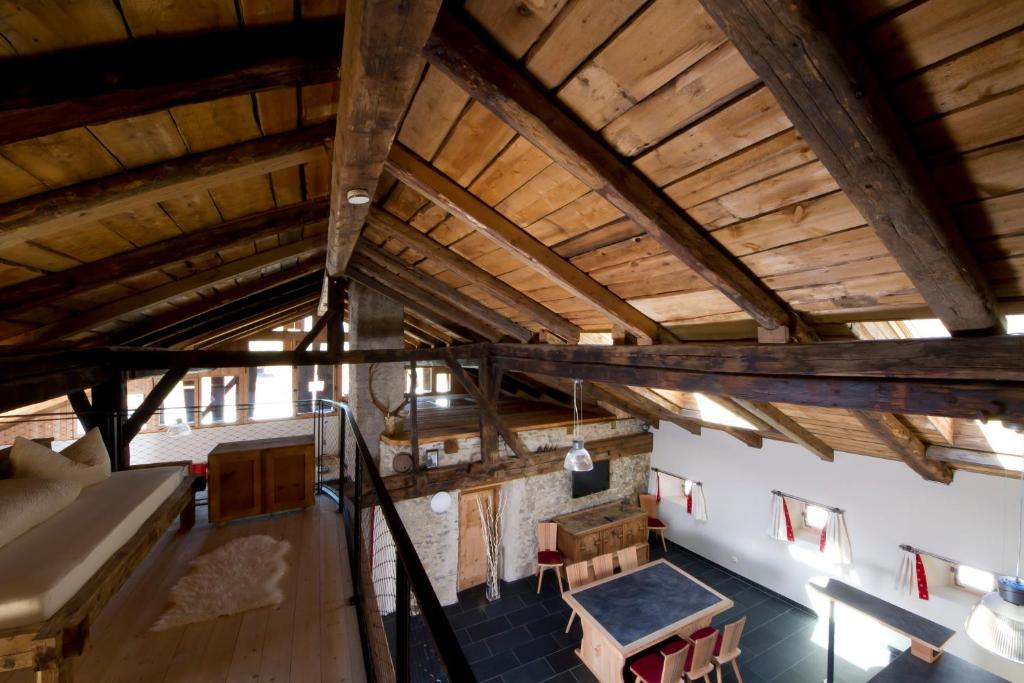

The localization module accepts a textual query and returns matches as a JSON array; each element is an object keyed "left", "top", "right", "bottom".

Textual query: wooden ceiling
[{"left": 0, "top": 0, "right": 1022, "bottom": 479}]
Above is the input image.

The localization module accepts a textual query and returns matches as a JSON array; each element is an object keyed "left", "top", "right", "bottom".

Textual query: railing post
[
  {"left": 352, "top": 411, "right": 361, "bottom": 605},
  {"left": 338, "top": 408, "right": 346, "bottom": 514},
  {"left": 396, "top": 565, "right": 411, "bottom": 682}
]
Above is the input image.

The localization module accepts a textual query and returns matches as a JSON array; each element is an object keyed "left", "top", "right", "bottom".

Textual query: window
[
  {"left": 297, "top": 343, "right": 335, "bottom": 414},
  {"left": 435, "top": 370, "right": 451, "bottom": 394},
  {"left": 803, "top": 504, "right": 829, "bottom": 531},
  {"left": 161, "top": 380, "right": 196, "bottom": 425},
  {"left": 201, "top": 376, "right": 238, "bottom": 425},
  {"left": 954, "top": 564, "right": 996, "bottom": 594},
  {"left": 405, "top": 367, "right": 430, "bottom": 395},
  {"left": 249, "top": 340, "right": 293, "bottom": 420}
]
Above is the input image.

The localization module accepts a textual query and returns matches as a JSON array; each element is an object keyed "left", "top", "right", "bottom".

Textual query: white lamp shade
[
  {"left": 430, "top": 491, "right": 452, "bottom": 514},
  {"left": 166, "top": 419, "right": 191, "bottom": 438},
  {"left": 966, "top": 588, "right": 1024, "bottom": 663},
  {"left": 563, "top": 440, "right": 593, "bottom": 472}
]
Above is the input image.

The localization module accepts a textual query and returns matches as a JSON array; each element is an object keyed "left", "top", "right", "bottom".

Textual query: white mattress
[{"left": 0, "top": 466, "right": 184, "bottom": 630}]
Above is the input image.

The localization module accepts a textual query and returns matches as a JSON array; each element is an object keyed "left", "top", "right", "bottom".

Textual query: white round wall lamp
[
  {"left": 347, "top": 188, "right": 371, "bottom": 205},
  {"left": 430, "top": 491, "right": 452, "bottom": 514}
]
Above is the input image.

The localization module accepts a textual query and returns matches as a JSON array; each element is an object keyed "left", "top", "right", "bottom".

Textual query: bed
[{"left": 0, "top": 464, "right": 200, "bottom": 682}]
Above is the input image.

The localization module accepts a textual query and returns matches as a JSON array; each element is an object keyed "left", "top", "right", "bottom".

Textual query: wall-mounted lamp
[{"left": 347, "top": 188, "right": 371, "bottom": 205}]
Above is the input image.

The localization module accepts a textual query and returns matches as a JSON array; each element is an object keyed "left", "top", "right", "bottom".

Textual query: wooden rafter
[
  {"left": 4, "top": 236, "right": 325, "bottom": 346},
  {"left": 122, "top": 369, "right": 189, "bottom": 442},
  {"left": 67, "top": 390, "right": 97, "bottom": 433},
  {"left": 365, "top": 207, "right": 581, "bottom": 341},
  {"left": 200, "top": 299, "right": 321, "bottom": 349},
  {"left": 443, "top": 355, "right": 531, "bottom": 461},
  {"left": 324, "top": 0, "right": 443, "bottom": 279},
  {"left": 0, "top": 125, "right": 331, "bottom": 250},
  {"left": 732, "top": 399, "right": 834, "bottom": 461},
  {"left": 0, "top": 200, "right": 328, "bottom": 319},
  {"left": 422, "top": 9, "right": 811, "bottom": 339},
  {"left": 699, "top": 0, "right": 1003, "bottom": 336},
  {"left": 385, "top": 143, "right": 674, "bottom": 343},
  {"left": 855, "top": 411, "right": 953, "bottom": 483},
  {"left": 0, "top": 20, "right": 342, "bottom": 146}
]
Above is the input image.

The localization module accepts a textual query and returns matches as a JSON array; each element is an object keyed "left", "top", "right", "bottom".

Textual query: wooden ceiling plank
[
  {"left": 4, "top": 236, "right": 325, "bottom": 346},
  {"left": 197, "top": 297, "right": 321, "bottom": 349},
  {"left": 699, "top": 0, "right": 1004, "bottom": 336},
  {"left": 323, "top": 0, "right": 443, "bottom": 279},
  {"left": 0, "top": 199, "right": 328, "bottom": 319},
  {"left": 0, "top": 19, "right": 342, "bottom": 146},
  {"left": 855, "top": 411, "right": 954, "bottom": 483},
  {"left": 423, "top": 9, "right": 808, "bottom": 338},
  {"left": 366, "top": 206, "right": 581, "bottom": 341},
  {"left": 0, "top": 124, "right": 332, "bottom": 250},
  {"left": 384, "top": 143, "right": 670, "bottom": 342},
  {"left": 732, "top": 398, "right": 834, "bottom": 461}
]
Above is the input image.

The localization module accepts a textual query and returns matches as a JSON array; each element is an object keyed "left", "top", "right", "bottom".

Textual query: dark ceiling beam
[
  {"left": 198, "top": 297, "right": 321, "bottom": 349},
  {"left": 122, "top": 368, "right": 189, "bottom": 442},
  {"left": 323, "top": 0, "right": 443, "bottom": 281},
  {"left": 3, "top": 236, "right": 325, "bottom": 346},
  {"left": 385, "top": 143, "right": 674, "bottom": 343},
  {"left": 0, "top": 200, "right": 328, "bottom": 319},
  {"left": 356, "top": 238, "right": 534, "bottom": 342},
  {"left": 698, "top": 0, "right": 1003, "bottom": 336},
  {"left": 366, "top": 207, "right": 581, "bottom": 341},
  {"left": 423, "top": 8, "right": 812, "bottom": 340},
  {"left": 1, "top": 366, "right": 111, "bottom": 415},
  {"left": 0, "top": 19, "right": 342, "bottom": 145},
  {"left": 0, "top": 124, "right": 332, "bottom": 250},
  {"left": 855, "top": 411, "right": 953, "bottom": 483},
  {"left": 732, "top": 398, "right": 834, "bottom": 461}
]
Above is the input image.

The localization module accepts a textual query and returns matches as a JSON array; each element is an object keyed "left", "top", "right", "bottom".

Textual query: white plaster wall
[{"left": 650, "top": 424, "right": 1024, "bottom": 680}]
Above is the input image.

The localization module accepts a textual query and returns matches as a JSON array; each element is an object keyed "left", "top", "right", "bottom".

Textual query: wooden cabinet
[
  {"left": 553, "top": 502, "right": 649, "bottom": 564},
  {"left": 208, "top": 435, "right": 314, "bottom": 523}
]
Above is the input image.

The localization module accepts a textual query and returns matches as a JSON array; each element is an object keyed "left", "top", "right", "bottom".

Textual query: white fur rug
[{"left": 151, "top": 534, "right": 290, "bottom": 631}]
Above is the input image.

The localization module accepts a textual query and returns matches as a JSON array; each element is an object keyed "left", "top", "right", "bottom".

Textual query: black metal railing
[{"left": 315, "top": 399, "right": 475, "bottom": 683}]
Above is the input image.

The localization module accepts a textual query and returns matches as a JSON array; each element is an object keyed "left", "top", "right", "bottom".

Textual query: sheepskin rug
[{"left": 152, "top": 534, "right": 290, "bottom": 631}]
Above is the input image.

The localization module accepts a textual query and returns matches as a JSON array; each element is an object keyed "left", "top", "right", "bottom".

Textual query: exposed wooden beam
[
  {"left": 326, "top": 277, "right": 346, "bottom": 354},
  {"left": 356, "top": 239, "right": 533, "bottom": 342},
  {"left": 324, "top": 0, "right": 443, "bottom": 278},
  {"left": 423, "top": 9, "right": 809, "bottom": 339},
  {"left": 443, "top": 355, "right": 531, "bottom": 461},
  {"left": 3, "top": 236, "right": 325, "bottom": 346},
  {"left": 0, "top": 200, "right": 328, "bottom": 318},
  {"left": 298, "top": 314, "right": 331, "bottom": 351},
  {"left": 90, "top": 370, "right": 128, "bottom": 470},
  {"left": 366, "top": 207, "right": 581, "bottom": 341},
  {"left": 385, "top": 143, "right": 673, "bottom": 342},
  {"left": 0, "top": 20, "right": 341, "bottom": 145},
  {"left": 0, "top": 125, "right": 332, "bottom": 250},
  {"left": 200, "top": 298, "right": 320, "bottom": 349},
  {"left": 699, "top": 0, "right": 1003, "bottom": 336},
  {"left": 732, "top": 399, "right": 834, "bottom": 461},
  {"left": 66, "top": 390, "right": 97, "bottom": 433},
  {"left": 123, "top": 369, "right": 189, "bottom": 442},
  {"left": 927, "top": 445, "right": 1023, "bottom": 475},
  {"left": 1, "top": 366, "right": 110, "bottom": 414},
  {"left": 855, "top": 411, "right": 954, "bottom": 483}
]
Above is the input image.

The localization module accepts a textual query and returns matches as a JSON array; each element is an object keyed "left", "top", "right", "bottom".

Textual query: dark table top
[
  {"left": 810, "top": 579, "right": 955, "bottom": 649},
  {"left": 869, "top": 650, "right": 1009, "bottom": 682},
  {"left": 208, "top": 434, "right": 315, "bottom": 455},
  {"left": 567, "top": 560, "right": 731, "bottom": 652}
]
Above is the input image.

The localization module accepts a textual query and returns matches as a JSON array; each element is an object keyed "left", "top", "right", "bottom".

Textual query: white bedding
[{"left": 0, "top": 466, "right": 184, "bottom": 630}]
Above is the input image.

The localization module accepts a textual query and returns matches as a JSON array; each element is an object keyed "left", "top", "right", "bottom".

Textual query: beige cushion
[
  {"left": 11, "top": 428, "right": 111, "bottom": 488},
  {"left": 0, "top": 478, "right": 82, "bottom": 549}
]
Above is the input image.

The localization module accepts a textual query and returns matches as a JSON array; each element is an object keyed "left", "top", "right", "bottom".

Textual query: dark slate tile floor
[{"left": 440, "top": 540, "right": 895, "bottom": 683}]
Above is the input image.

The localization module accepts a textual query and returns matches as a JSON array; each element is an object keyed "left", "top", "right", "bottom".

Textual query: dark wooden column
[
  {"left": 477, "top": 356, "right": 500, "bottom": 463},
  {"left": 91, "top": 371, "right": 128, "bottom": 471},
  {"left": 327, "top": 277, "right": 346, "bottom": 354}
]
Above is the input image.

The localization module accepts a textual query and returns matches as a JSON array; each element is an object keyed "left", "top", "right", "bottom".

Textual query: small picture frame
[{"left": 424, "top": 449, "right": 440, "bottom": 469}]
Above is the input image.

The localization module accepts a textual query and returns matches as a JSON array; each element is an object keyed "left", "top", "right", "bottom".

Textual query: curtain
[
  {"left": 690, "top": 482, "right": 709, "bottom": 522},
  {"left": 819, "top": 510, "right": 852, "bottom": 565},
  {"left": 895, "top": 547, "right": 930, "bottom": 600},
  {"left": 655, "top": 471, "right": 661, "bottom": 502},
  {"left": 768, "top": 492, "right": 794, "bottom": 542}
]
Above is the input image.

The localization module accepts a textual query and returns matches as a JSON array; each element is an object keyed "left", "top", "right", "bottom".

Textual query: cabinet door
[
  {"left": 601, "top": 527, "right": 623, "bottom": 554},
  {"left": 579, "top": 532, "right": 602, "bottom": 561},
  {"left": 263, "top": 446, "right": 314, "bottom": 513},
  {"left": 209, "top": 451, "right": 263, "bottom": 522}
]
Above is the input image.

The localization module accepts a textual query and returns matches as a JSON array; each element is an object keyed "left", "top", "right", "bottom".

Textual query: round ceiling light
[
  {"left": 347, "top": 188, "right": 371, "bottom": 205},
  {"left": 430, "top": 491, "right": 452, "bottom": 514}
]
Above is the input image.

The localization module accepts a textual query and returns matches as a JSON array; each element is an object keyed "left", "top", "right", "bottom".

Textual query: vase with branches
[{"left": 476, "top": 494, "right": 506, "bottom": 602}]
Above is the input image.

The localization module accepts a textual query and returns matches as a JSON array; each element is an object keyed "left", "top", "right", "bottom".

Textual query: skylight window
[
  {"left": 955, "top": 564, "right": 997, "bottom": 594},
  {"left": 803, "top": 504, "right": 830, "bottom": 530},
  {"left": 900, "top": 318, "right": 950, "bottom": 338},
  {"left": 1007, "top": 314, "right": 1024, "bottom": 334},
  {"left": 694, "top": 393, "right": 756, "bottom": 430}
]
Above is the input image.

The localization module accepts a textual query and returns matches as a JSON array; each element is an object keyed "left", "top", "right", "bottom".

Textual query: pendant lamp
[
  {"left": 563, "top": 379, "right": 593, "bottom": 472},
  {"left": 966, "top": 423, "right": 1024, "bottom": 662},
  {"left": 166, "top": 418, "right": 192, "bottom": 438}
]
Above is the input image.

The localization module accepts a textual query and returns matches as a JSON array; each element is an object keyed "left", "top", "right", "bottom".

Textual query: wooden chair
[
  {"left": 629, "top": 638, "right": 688, "bottom": 683},
  {"left": 592, "top": 552, "right": 615, "bottom": 580},
  {"left": 536, "top": 522, "right": 564, "bottom": 593},
  {"left": 712, "top": 617, "right": 746, "bottom": 683},
  {"left": 680, "top": 627, "right": 718, "bottom": 683},
  {"left": 617, "top": 545, "right": 640, "bottom": 572},
  {"left": 564, "top": 561, "right": 593, "bottom": 633},
  {"left": 639, "top": 493, "right": 667, "bottom": 552}
]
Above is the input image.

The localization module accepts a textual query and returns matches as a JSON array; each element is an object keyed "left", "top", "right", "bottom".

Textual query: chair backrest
[
  {"left": 717, "top": 616, "right": 746, "bottom": 659},
  {"left": 566, "top": 561, "right": 592, "bottom": 590},
  {"left": 617, "top": 545, "right": 639, "bottom": 572},
  {"left": 638, "top": 493, "right": 658, "bottom": 518},
  {"left": 686, "top": 630, "right": 717, "bottom": 674},
  {"left": 660, "top": 641, "right": 688, "bottom": 683},
  {"left": 537, "top": 522, "right": 557, "bottom": 552},
  {"left": 592, "top": 552, "right": 615, "bottom": 580}
]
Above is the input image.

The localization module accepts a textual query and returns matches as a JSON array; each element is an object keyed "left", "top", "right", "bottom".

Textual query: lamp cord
[{"left": 572, "top": 379, "right": 581, "bottom": 442}]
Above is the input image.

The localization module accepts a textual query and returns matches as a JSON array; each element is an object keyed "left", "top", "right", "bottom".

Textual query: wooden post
[
  {"left": 91, "top": 371, "right": 128, "bottom": 471},
  {"left": 409, "top": 359, "right": 420, "bottom": 472},
  {"left": 327, "top": 277, "right": 346, "bottom": 354},
  {"left": 478, "top": 356, "right": 499, "bottom": 463}
]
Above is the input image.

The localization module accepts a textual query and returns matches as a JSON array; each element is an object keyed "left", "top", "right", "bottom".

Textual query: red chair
[
  {"left": 669, "top": 627, "right": 718, "bottom": 683},
  {"left": 639, "top": 493, "right": 667, "bottom": 551},
  {"left": 629, "top": 639, "right": 688, "bottom": 683},
  {"left": 536, "top": 522, "right": 564, "bottom": 593}
]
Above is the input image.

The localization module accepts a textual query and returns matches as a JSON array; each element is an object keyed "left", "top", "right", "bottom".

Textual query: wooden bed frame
[{"left": 0, "top": 465, "right": 202, "bottom": 683}]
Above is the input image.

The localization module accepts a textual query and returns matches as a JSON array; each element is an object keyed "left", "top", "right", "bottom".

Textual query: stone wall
[{"left": 396, "top": 491, "right": 461, "bottom": 605}]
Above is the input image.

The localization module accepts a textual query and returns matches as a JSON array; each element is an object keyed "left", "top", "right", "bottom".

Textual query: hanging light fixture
[
  {"left": 563, "top": 379, "right": 593, "bottom": 472},
  {"left": 166, "top": 418, "right": 192, "bottom": 438},
  {"left": 966, "top": 424, "right": 1024, "bottom": 663}
]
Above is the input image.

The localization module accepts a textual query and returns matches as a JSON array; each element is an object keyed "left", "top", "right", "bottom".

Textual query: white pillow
[
  {"left": 11, "top": 428, "right": 111, "bottom": 488},
  {"left": 0, "top": 478, "right": 82, "bottom": 549}
]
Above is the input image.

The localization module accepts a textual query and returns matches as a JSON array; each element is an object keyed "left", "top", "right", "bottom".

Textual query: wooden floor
[{"left": 0, "top": 497, "right": 366, "bottom": 683}]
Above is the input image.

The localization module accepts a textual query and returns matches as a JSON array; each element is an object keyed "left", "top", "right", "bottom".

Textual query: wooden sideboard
[
  {"left": 208, "top": 434, "right": 315, "bottom": 523},
  {"left": 553, "top": 502, "right": 649, "bottom": 565}
]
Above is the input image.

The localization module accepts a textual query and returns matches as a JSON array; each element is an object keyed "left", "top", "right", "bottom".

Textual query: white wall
[{"left": 651, "top": 424, "right": 1024, "bottom": 680}]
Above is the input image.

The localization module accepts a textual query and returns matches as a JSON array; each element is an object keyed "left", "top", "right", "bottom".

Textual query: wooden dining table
[{"left": 563, "top": 559, "right": 734, "bottom": 683}]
